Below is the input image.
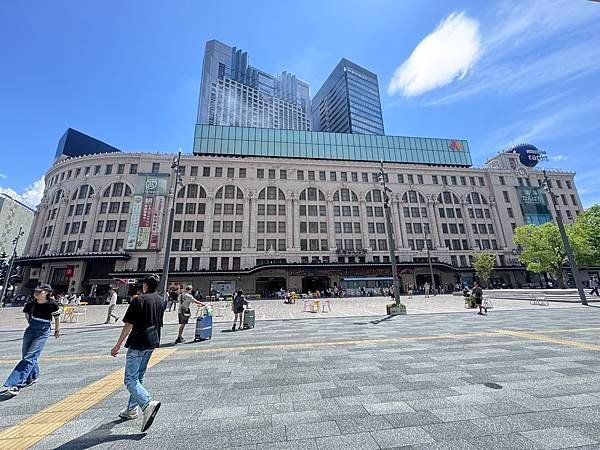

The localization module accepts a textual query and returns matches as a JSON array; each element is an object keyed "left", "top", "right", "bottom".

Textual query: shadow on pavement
[
  {"left": 53, "top": 419, "right": 145, "bottom": 449},
  {"left": 370, "top": 315, "right": 396, "bottom": 325}
]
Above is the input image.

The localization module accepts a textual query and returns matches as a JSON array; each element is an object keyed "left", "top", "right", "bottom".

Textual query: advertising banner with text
[{"left": 125, "top": 174, "right": 168, "bottom": 250}]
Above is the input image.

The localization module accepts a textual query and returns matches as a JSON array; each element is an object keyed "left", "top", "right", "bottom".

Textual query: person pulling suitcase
[
  {"left": 175, "top": 285, "right": 205, "bottom": 344},
  {"left": 231, "top": 290, "right": 249, "bottom": 331}
]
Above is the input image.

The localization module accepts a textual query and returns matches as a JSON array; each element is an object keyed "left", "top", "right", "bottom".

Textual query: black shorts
[
  {"left": 178, "top": 313, "right": 191, "bottom": 324},
  {"left": 474, "top": 297, "right": 482, "bottom": 305},
  {"left": 234, "top": 308, "right": 244, "bottom": 315}
]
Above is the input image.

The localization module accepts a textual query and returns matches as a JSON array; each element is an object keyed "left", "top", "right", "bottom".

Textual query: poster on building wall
[
  {"left": 149, "top": 195, "right": 165, "bottom": 250},
  {"left": 125, "top": 175, "right": 168, "bottom": 250},
  {"left": 517, "top": 186, "right": 552, "bottom": 225}
]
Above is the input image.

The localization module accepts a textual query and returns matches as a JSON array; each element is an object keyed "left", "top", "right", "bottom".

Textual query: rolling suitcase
[
  {"left": 243, "top": 308, "right": 255, "bottom": 329},
  {"left": 194, "top": 313, "right": 213, "bottom": 341}
]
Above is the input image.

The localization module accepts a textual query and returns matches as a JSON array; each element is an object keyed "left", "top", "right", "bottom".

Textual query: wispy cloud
[
  {"left": 550, "top": 155, "right": 567, "bottom": 162},
  {"left": 389, "top": 0, "right": 600, "bottom": 103},
  {"left": 0, "top": 174, "right": 6, "bottom": 179},
  {"left": 485, "top": 94, "right": 600, "bottom": 150},
  {"left": 387, "top": 12, "right": 481, "bottom": 97},
  {"left": 0, "top": 176, "right": 45, "bottom": 207}
]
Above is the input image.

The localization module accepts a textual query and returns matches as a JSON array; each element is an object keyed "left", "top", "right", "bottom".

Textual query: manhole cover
[{"left": 483, "top": 382, "right": 503, "bottom": 390}]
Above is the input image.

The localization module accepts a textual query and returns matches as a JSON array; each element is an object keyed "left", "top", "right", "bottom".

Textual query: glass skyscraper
[
  {"left": 197, "top": 40, "right": 311, "bottom": 130},
  {"left": 312, "top": 58, "right": 385, "bottom": 135}
]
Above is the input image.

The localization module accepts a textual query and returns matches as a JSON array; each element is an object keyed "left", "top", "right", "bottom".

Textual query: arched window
[
  {"left": 210, "top": 185, "right": 244, "bottom": 253},
  {"left": 71, "top": 185, "right": 94, "bottom": 200},
  {"left": 298, "top": 188, "right": 328, "bottom": 252},
  {"left": 256, "top": 187, "right": 287, "bottom": 252},
  {"left": 178, "top": 184, "right": 206, "bottom": 199},
  {"left": 51, "top": 190, "right": 64, "bottom": 205},
  {"left": 465, "top": 192, "right": 497, "bottom": 251},
  {"left": 332, "top": 189, "right": 361, "bottom": 252},
  {"left": 103, "top": 182, "right": 131, "bottom": 198},
  {"left": 401, "top": 190, "right": 429, "bottom": 250},
  {"left": 436, "top": 191, "right": 468, "bottom": 252}
]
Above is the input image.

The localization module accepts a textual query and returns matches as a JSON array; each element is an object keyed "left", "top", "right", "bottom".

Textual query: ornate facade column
[
  {"left": 326, "top": 193, "right": 336, "bottom": 250},
  {"left": 461, "top": 202, "right": 476, "bottom": 249},
  {"left": 489, "top": 198, "right": 507, "bottom": 248},
  {"left": 358, "top": 197, "right": 370, "bottom": 250},
  {"left": 243, "top": 196, "right": 251, "bottom": 248},
  {"left": 285, "top": 193, "right": 294, "bottom": 251},
  {"left": 428, "top": 199, "right": 443, "bottom": 248},
  {"left": 80, "top": 193, "right": 101, "bottom": 252},
  {"left": 291, "top": 193, "right": 300, "bottom": 250},
  {"left": 49, "top": 196, "right": 69, "bottom": 253},
  {"left": 248, "top": 190, "right": 257, "bottom": 250},
  {"left": 391, "top": 195, "right": 403, "bottom": 250},
  {"left": 26, "top": 201, "right": 47, "bottom": 256},
  {"left": 395, "top": 198, "right": 408, "bottom": 248},
  {"left": 202, "top": 192, "right": 215, "bottom": 256}
]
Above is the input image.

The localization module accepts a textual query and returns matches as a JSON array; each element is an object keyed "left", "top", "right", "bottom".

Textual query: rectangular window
[
  {"left": 109, "top": 202, "right": 120, "bottom": 213},
  {"left": 227, "top": 168, "right": 234, "bottom": 178},
  {"left": 194, "top": 239, "right": 203, "bottom": 251},
  {"left": 362, "top": 173, "right": 369, "bottom": 182},
  {"left": 308, "top": 171, "right": 315, "bottom": 181},
  {"left": 101, "top": 239, "right": 113, "bottom": 252},
  {"left": 351, "top": 172, "right": 358, "bottom": 182},
  {"left": 239, "top": 168, "right": 246, "bottom": 178},
  {"left": 214, "top": 167, "right": 222, "bottom": 177},
  {"left": 118, "top": 220, "right": 127, "bottom": 232},
  {"left": 329, "top": 171, "right": 337, "bottom": 181},
  {"left": 280, "top": 170, "right": 287, "bottom": 180},
  {"left": 269, "top": 169, "right": 276, "bottom": 179},
  {"left": 92, "top": 239, "right": 100, "bottom": 252},
  {"left": 190, "top": 166, "right": 198, "bottom": 176},
  {"left": 211, "top": 239, "right": 219, "bottom": 251},
  {"left": 297, "top": 170, "right": 304, "bottom": 180},
  {"left": 105, "top": 165, "right": 113, "bottom": 175},
  {"left": 212, "top": 221, "right": 221, "bottom": 233},
  {"left": 432, "top": 175, "right": 438, "bottom": 184},
  {"left": 151, "top": 163, "right": 160, "bottom": 174},
  {"left": 203, "top": 167, "right": 210, "bottom": 177},
  {"left": 129, "top": 164, "right": 138, "bottom": 174},
  {"left": 106, "top": 220, "right": 117, "bottom": 232}
]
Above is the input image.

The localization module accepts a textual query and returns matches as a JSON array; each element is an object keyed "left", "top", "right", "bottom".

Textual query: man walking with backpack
[{"left": 110, "top": 274, "right": 164, "bottom": 432}]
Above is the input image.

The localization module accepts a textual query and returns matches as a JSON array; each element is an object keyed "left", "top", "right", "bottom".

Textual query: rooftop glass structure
[{"left": 193, "top": 125, "right": 472, "bottom": 167}]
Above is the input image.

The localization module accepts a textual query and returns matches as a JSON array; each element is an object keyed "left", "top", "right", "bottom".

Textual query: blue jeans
[
  {"left": 124, "top": 348, "right": 154, "bottom": 410},
  {"left": 4, "top": 319, "right": 51, "bottom": 388}
]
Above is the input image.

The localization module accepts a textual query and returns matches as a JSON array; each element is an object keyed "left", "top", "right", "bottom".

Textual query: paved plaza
[{"left": 2, "top": 304, "right": 600, "bottom": 449}]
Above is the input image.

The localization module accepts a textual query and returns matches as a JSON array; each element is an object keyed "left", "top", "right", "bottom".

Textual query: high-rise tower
[
  {"left": 197, "top": 40, "right": 311, "bottom": 130},
  {"left": 312, "top": 58, "right": 384, "bottom": 135}
]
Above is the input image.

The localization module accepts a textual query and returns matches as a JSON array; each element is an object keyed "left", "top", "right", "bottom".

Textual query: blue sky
[{"left": 1, "top": 0, "right": 599, "bottom": 207}]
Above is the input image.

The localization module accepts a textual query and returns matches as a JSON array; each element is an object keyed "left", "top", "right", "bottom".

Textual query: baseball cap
[{"left": 34, "top": 283, "right": 53, "bottom": 292}]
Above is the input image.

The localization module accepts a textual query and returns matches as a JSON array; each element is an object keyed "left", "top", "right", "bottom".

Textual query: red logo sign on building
[
  {"left": 64, "top": 266, "right": 75, "bottom": 278},
  {"left": 448, "top": 140, "right": 462, "bottom": 151}
]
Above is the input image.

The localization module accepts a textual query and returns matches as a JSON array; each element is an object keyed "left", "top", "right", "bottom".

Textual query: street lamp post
[
  {"left": 0, "top": 227, "right": 25, "bottom": 306},
  {"left": 378, "top": 162, "right": 401, "bottom": 306},
  {"left": 542, "top": 170, "right": 587, "bottom": 305},
  {"left": 158, "top": 151, "right": 183, "bottom": 295}
]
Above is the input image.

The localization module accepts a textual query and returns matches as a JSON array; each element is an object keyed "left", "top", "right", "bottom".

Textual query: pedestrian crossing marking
[{"left": 0, "top": 348, "right": 175, "bottom": 450}]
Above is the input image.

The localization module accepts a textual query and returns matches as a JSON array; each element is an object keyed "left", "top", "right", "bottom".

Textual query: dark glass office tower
[{"left": 312, "top": 58, "right": 384, "bottom": 135}]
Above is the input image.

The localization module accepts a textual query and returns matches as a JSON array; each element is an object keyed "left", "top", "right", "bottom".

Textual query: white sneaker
[
  {"left": 3, "top": 386, "right": 19, "bottom": 397},
  {"left": 119, "top": 406, "right": 139, "bottom": 420},
  {"left": 141, "top": 400, "right": 161, "bottom": 432}
]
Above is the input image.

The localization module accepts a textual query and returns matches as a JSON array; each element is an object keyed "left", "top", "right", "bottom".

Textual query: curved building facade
[{"left": 18, "top": 131, "right": 583, "bottom": 298}]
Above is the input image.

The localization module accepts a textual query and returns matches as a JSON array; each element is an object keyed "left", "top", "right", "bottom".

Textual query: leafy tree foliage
[{"left": 472, "top": 252, "right": 496, "bottom": 288}]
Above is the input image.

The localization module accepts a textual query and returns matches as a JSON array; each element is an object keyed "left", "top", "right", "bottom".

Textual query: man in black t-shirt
[{"left": 111, "top": 274, "right": 164, "bottom": 432}]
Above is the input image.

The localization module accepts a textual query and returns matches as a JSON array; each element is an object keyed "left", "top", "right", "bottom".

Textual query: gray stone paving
[{"left": 0, "top": 307, "right": 600, "bottom": 448}]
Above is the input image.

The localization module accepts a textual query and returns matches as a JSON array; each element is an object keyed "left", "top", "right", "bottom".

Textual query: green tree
[
  {"left": 513, "top": 222, "right": 589, "bottom": 288},
  {"left": 472, "top": 252, "right": 496, "bottom": 288},
  {"left": 574, "top": 205, "right": 600, "bottom": 266}
]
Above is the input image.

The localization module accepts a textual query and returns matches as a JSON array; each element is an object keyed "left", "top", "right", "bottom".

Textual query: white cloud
[
  {"left": 0, "top": 174, "right": 6, "bottom": 179},
  {"left": 0, "top": 176, "right": 45, "bottom": 208},
  {"left": 388, "top": 12, "right": 481, "bottom": 97},
  {"left": 421, "top": 0, "right": 600, "bottom": 105}
]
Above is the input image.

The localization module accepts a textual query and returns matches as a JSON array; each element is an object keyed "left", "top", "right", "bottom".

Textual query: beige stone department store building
[{"left": 17, "top": 127, "right": 585, "bottom": 299}]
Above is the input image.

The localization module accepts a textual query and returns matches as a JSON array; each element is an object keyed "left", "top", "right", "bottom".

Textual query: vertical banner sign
[
  {"left": 136, "top": 196, "right": 154, "bottom": 249},
  {"left": 125, "top": 174, "right": 168, "bottom": 250},
  {"left": 126, "top": 196, "right": 143, "bottom": 249},
  {"left": 149, "top": 195, "right": 165, "bottom": 249}
]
